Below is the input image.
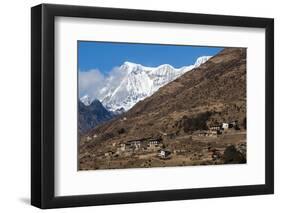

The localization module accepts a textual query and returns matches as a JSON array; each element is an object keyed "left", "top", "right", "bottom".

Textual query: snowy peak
[
  {"left": 120, "top": 61, "right": 144, "bottom": 74},
  {"left": 120, "top": 61, "right": 155, "bottom": 74},
  {"left": 120, "top": 61, "right": 137, "bottom": 71},
  {"left": 123, "top": 61, "right": 139, "bottom": 67},
  {"left": 80, "top": 95, "right": 91, "bottom": 106},
  {"left": 194, "top": 56, "right": 212, "bottom": 68}
]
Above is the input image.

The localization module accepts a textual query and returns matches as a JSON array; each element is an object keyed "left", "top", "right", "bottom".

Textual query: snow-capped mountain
[
  {"left": 80, "top": 56, "right": 211, "bottom": 112},
  {"left": 194, "top": 56, "right": 211, "bottom": 68},
  {"left": 80, "top": 94, "right": 91, "bottom": 106}
]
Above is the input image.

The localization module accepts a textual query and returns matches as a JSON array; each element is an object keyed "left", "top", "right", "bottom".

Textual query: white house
[
  {"left": 158, "top": 150, "right": 171, "bottom": 158},
  {"left": 222, "top": 123, "right": 229, "bottom": 129}
]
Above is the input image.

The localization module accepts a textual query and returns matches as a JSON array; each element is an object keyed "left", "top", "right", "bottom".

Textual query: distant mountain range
[
  {"left": 80, "top": 56, "right": 211, "bottom": 112},
  {"left": 78, "top": 99, "right": 114, "bottom": 134}
]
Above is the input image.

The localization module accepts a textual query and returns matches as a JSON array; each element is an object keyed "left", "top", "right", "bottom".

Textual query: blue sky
[{"left": 78, "top": 41, "right": 223, "bottom": 73}]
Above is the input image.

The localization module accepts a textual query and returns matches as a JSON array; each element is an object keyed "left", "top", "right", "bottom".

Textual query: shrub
[
  {"left": 117, "top": 128, "right": 126, "bottom": 134},
  {"left": 223, "top": 145, "right": 246, "bottom": 164},
  {"left": 182, "top": 111, "right": 212, "bottom": 133}
]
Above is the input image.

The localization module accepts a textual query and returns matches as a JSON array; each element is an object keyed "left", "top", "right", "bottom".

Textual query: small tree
[{"left": 182, "top": 111, "right": 212, "bottom": 133}]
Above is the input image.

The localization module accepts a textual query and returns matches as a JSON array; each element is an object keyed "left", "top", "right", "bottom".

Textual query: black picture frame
[{"left": 31, "top": 3, "right": 274, "bottom": 209}]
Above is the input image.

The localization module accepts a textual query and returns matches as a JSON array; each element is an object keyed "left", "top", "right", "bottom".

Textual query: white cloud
[
  {"left": 106, "top": 66, "right": 127, "bottom": 88},
  {"left": 79, "top": 67, "right": 127, "bottom": 102},
  {"left": 79, "top": 69, "right": 105, "bottom": 99}
]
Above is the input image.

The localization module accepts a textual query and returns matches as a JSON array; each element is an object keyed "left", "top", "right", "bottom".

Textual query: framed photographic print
[{"left": 31, "top": 3, "right": 274, "bottom": 209}]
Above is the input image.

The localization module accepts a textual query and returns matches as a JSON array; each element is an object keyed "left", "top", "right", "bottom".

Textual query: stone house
[{"left": 119, "top": 137, "right": 163, "bottom": 152}]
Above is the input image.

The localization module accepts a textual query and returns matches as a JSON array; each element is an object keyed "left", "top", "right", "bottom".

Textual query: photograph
[
  {"left": 29, "top": 2, "right": 274, "bottom": 209},
  {"left": 78, "top": 42, "right": 247, "bottom": 170}
]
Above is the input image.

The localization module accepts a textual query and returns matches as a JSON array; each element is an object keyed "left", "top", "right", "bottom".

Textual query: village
[{"left": 80, "top": 120, "right": 246, "bottom": 170}]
